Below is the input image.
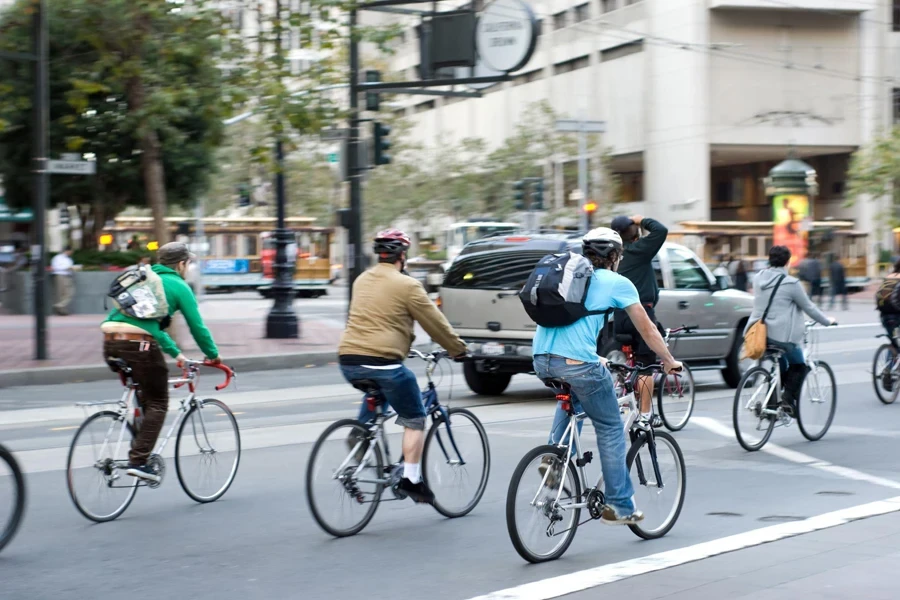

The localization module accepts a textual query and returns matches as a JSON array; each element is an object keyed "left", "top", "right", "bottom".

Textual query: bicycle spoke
[
  {"left": 175, "top": 400, "right": 240, "bottom": 503},
  {"left": 424, "top": 408, "right": 489, "bottom": 518}
]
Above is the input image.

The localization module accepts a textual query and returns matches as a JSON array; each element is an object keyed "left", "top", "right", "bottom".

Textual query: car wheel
[
  {"left": 463, "top": 361, "right": 512, "bottom": 396},
  {"left": 722, "top": 322, "right": 749, "bottom": 388}
]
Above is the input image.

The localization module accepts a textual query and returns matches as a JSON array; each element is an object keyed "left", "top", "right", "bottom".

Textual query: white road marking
[
  {"left": 692, "top": 416, "right": 900, "bottom": 490},
  {"left": 467, "top": 495, "right": 900, "bottom": 600}
]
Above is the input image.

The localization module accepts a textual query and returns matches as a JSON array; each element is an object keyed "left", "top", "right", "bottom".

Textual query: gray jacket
[{"left": 744, "top": 267, "right": 830, "bottom": 346}]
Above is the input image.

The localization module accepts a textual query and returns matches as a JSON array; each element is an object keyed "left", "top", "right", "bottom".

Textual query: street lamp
[{"left": 265, "top": 0, "right": 299, "bottom": 339}]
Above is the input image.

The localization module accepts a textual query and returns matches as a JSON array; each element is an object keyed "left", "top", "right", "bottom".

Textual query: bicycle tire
[
  {"left": 175, "top": 399, "right": 241, "bottom": 503},
  {"left": 733, "top": 366, "right": 775, "bottom": 452},
  {"left": 422, "top": 407, "right": 490, "bottom": 519},
  {"left": 797, "top": 361, "right": 836, "bottom": 442},
  {"left": 0, "top": 444, "right": 25, "bottom": 553},
  {"left": 656, "top": 364, "right": 695, "bottom": 431},
  {"left": 506, "top": 445, "right": 582, "bottom": 563},
  {"left": 872, "top": 344, "right": 898, "bottom": 405},
  {"left": 627, "top": 430, "right": 686, "bottom": 540},
  {"left": 66, "top": 410, "right": 138, "bottom": 523},
  {"left": 306, "top": 419, "right": 384, "bottom": 538}
]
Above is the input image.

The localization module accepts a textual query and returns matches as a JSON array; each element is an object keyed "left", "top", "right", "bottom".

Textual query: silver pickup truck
[{"left": 439, "top": 233, "right": 754, "bottom": 395}]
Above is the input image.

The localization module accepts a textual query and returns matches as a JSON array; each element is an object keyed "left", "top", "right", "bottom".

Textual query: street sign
[
  {"left": 47, "top": 159, "right": 96, "bottom": 175},
  {"left": 555, "top": 119, "right": 607, "bottom": 133},
  {"left": 327, "top": 152, "right": 339, "bottom": 164},
  {"left": 476, "top": 0, "right": 539, "bottom": 73},
  {"left": 320, "top": 128, "right": 348, "bottom": 141}
]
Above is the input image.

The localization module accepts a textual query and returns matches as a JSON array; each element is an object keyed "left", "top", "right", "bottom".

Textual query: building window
[
  {"left": 553, "top": 11, "right": 567, "bottom": 30},
  {"left": 553, "top": 55, "right": 589, "bottom": 75},
  {"left": 893, "top": 88, "right": 900, "bottom": 123},
  {"left": 600, "top": 40, "right": 644, "bottom": 62},
  {"left": 602, "top": 0, "right": 616, "bottom": 12},
  {"left": 894, "top": 1, "right": 900, "bottom": 32},
  {"left": 415, "top": 100, "right": 435, "bottom": 113},
  {"left": 574, "top": 3, "right": 589, "bottom": 23}
]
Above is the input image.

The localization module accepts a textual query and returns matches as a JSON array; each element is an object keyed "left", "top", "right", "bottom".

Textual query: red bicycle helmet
[{"left": 373, "top": 228, "right": 411, "bottom": 259}]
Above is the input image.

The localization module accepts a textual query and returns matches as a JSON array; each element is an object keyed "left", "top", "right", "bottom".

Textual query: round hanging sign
[{"left": 475, "top": 0, "right": 539, "bottom": 74}]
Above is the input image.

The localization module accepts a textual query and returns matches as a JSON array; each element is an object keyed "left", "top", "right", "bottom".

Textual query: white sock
[
  {"left": 641, "top": 411, "right": 652, "bottom": 420},
  {"left": 404, "top": 462, "right": 421, "bottom": 483}
]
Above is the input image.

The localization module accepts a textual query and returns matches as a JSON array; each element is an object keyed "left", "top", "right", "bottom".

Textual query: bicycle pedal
[{"left": 576, "top": 451, "right": 593, "bottom": 467}]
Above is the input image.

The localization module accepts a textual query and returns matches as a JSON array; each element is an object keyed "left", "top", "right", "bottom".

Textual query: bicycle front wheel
[
  {"left": 423, "top": 407, "right": 490, "bottom": 518},
  {"left": 0, "top": 444, "right": 25, "bottom": 553},
  {"left": 627, "top": 430, "right": 686, "bottom": 540},
  {"left": 306, "top": 419, "right": 384, "bottom": 538},
  {"left": 872, "top": 344, "right": 898, "bottom": 405},
  {"left": 656, "top": 365, "right": 695, "bottom": 431},
  {"left": 797, "top": 361, "right": 836, "bottom": 441},
  {"left": 733, "top": 367, "right": 775, "bottom": 452},
  {"left": 506, "top": 445, "right": 582, "bottom": 563},
  {"left": 175, "top": 399, "right": 241, "bottom": 503},
  {"left": 66, "top": 411, "right": 138, "bottom": 522}
]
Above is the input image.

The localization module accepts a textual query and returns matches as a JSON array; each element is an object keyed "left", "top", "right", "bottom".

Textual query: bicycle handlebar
[
  {"left": 174, "top": 360, "right": 235, "bottom": 391},
  {"left": 407, "top": 349, "right": 470, "bottom": 363},
  {"left": 608, "top": 362, "right": 682, "bottom": 375}
]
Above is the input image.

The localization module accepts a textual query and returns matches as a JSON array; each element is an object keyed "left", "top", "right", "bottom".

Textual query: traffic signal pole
[
  {"left": 33, "top": 0, "right": 49, "bottom": 360},
  {"left": 347, "top": 8, "right": 364, "bottom": 307}
]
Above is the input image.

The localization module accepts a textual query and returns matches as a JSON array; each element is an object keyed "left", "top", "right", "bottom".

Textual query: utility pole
[
  {"left": 555, "top": 119, "right": 606, "bottom": 232},
  {"left": 33, "top": 0, "right": 49, "bottom": 359},
  {"left": 347, "top": 8, "right": 363, "bottom": 308}
]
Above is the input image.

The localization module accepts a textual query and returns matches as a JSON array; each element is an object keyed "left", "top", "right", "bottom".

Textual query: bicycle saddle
[
  {"left": 541, "top": 378, "right": 571, "bottom": 393},
  {"left": 350, "top": 379, "right": 382, "bottom": 394},
  {"left": 615, "top": 333, "right": 635, "bottom": 344},
  {"left": 105, "top": 357, "right": 132, "bottom": 374}
]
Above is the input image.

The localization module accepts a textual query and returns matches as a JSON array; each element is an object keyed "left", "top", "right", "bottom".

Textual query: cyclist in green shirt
[{"left": 100, "top": 242, "right": 220, "bottom": 483}]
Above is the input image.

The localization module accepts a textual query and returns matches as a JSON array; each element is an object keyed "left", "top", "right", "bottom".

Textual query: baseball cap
[
  {"left": 157, "top": 242, "right": 196, "bottom": 265},
  {"left": 610, "top": 216, "right": 634, "bottom": 233}
]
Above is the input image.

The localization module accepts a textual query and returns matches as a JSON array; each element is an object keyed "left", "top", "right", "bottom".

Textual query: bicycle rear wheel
[
  {"left": 627, "top": 430, "right": 686, "bottom": 540},
  {"left": 797, "top": 361, "right": 836, "bottom": 441},
  {"left": 423, "top": 407, "right": 490, "bottom": 518},
  {"left": 0, "top": 444, "right": 25, "bottom": 553},
  {"left": 656, "top": 365, "right": 695, "bottom": 431},
  {"left": 306, "top": 419, "right": 385, "bottom": 537},
  {"left": 872, "top": 344, "right": 898, "bottom": 405},
  {"left": 733, "top": 367, "right": 776, "bottom": 452},
  {"left": 506, "top": 445, "right": 582, "bottom": 563},
  {"left": 66, "top": 411, "right": 138, "bottom": 522},
  {"left": 175, "top": 399, "right": 241, "bottom": 503}
]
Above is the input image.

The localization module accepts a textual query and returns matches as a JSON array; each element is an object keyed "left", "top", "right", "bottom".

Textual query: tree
[
  {"left": 846, "top": 126, "right": 900, "bottom": 230},
  {"left": 0, "top": 0, "right": 236, "bottom": 247}
]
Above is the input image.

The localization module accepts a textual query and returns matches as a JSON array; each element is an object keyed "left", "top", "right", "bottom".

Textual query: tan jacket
[{"left": 339, "top": 263, "right": 467, "bottom": 360}]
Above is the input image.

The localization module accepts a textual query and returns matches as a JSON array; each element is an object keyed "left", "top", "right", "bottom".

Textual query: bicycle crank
[{"left": 146, "top": 454, "right": 166, "bottom": 489}]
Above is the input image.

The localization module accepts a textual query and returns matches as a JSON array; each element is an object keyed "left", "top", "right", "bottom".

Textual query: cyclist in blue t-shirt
[{"left": 533, "top": 227, "right": 681, "bottom": 525}]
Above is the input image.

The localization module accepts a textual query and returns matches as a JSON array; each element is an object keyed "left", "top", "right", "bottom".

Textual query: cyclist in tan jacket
[{"left": 339, "top": 229, "right": 467, "bottom": 504}]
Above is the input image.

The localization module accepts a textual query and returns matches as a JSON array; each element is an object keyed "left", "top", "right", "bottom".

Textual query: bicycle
[
  {"left": 733, "top": 321, "right": 837, "bottom": 451},
  {"left": 306, "top": 349, "right": 491, "bottom": 537},
  {"left": 506, "top": 362, "right": 686, "bottom": 563},
  {"left": 66, "top": 359, "right": 240, "bottom": 522},
  {"left": 872, "top": 330, "right": 900, "bottom": 404},
  {"left": 0, "top": 443, "right": 26, "bottom": 553},
  {"left": 609, "top": 324, "right": 697, "bottom": 431}
]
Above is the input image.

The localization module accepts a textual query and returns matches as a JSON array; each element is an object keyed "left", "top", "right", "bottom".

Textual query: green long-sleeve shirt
[{"left": 104, "top": 264, "right": 219, "bottom": 359}]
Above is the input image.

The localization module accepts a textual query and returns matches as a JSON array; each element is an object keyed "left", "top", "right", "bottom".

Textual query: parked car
[{"left": 440, "top": 233, "right": 755, "bottom": 395}]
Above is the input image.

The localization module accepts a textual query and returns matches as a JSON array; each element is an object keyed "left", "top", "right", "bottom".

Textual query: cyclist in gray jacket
[{"left": 745, "top": 246, "right": 836, "bottom": 408}]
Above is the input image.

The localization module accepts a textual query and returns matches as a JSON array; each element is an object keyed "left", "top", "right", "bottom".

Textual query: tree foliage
[{"left": 846, "top": 126, "right": 900, "bottom": 228}]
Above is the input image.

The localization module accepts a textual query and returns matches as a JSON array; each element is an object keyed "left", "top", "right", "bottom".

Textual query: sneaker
[
  {"left": 538, "top": 456, "right": 561, "bottom": 489},
  {"left": 600, "top": 506, "right": 644, "bottom": 525},
  {"left": 395, "top": 477, "right": 435, "bottom": 505},
  {"left": 126, "top": 464, "right": 161, "bottom": 484},
  {"left": 636, "top": 414, "right": 663, "bottom": 431},
  {"left": 346, "top": 430, "right": 369, "bottom": 462}
]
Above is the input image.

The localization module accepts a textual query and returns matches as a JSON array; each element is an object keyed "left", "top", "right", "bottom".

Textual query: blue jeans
[
  {"left": 768, "top": 340, "right": 804, "bottom": 373},
  {"left": 339, "top": 364, "right": 426, "bottom": 430},
  {"left": 534, "top": 354, "right": 635, "bottom": 516}
]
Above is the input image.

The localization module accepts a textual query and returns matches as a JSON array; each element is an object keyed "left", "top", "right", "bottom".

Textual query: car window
[
  {"left": 652, "top": 258, "right": 665, "bottom": 289},
  {"left": 668, "top": 248, "right": 711, "bottom": 290},
  {"left": 443, "top": 250, "right": 548, "bottom": 290}
]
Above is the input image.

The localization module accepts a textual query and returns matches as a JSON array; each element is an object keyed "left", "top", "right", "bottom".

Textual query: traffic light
[
  {"left": 365, "top": 70, "right": 381, "bottom": 111},
  {"left": 533, "top": 179, "right": 545, "bottom": 210},
  {"left": 513, "top": 180, "right": 526, "bottom": 210},
  {"left": 373, "top": 121, "right": 391, "bottom": 166},
  {"left": 583, "top": 201, "right": 598, "bottom": 228}
]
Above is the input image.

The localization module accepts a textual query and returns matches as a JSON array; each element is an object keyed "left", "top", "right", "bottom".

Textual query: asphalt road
[{"left": 2, "top": 322, "right": 900, "bottom": 599}]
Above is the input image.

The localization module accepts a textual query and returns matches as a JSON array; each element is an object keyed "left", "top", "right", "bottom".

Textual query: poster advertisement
[{"left": 773, "top": 194, "right": 810, "bottom": 267}]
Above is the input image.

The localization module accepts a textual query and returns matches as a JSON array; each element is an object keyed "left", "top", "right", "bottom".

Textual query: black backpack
[
  {"left": 518, "top": 252, "right": 609, "bottom": 327},
  {"left": 876, "top": 278, "right": 900, "bottom": 314}
]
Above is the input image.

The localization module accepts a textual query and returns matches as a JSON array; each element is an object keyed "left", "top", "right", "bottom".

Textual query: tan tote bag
[{"left": 742, "top": 274, "right": 786, "bottom": 360}]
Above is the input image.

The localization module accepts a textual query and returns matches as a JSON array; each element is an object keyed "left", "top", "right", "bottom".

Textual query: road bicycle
[
  {"left": 872, "top": 330, "right": 900, "bottom": 404},
  {"left": 306, "top": 350, "right": 491, "bottom": 537},
  {"left": 733, "top": 321, "right": 837, "bottom": 451},
  {"left": 66, "top": 359, "right": 239, "bottom": 522},
  {"left": 0, "top": 443, "right": 26, "bottom": 553},
  {"left": 506, "top": 363, "right": 686, "bottom": 563},
  {"left": 609, "top": 324, "right": 697, "bottom": 431}
]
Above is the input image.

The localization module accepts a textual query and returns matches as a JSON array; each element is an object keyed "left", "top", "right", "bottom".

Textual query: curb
[{"left": 0, "top": 343, "right": 437, "bottom": 388}]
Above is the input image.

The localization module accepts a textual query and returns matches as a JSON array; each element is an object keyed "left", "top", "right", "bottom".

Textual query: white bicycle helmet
[{"left": 582, "top": 227, "right": 623, "bottom": 258}]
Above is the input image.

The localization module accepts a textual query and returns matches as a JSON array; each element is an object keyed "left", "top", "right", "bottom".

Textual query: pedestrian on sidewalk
[
  {"left": 51, "top": 247, "right": 75, "bottom": 315},
  {"left": 828, "top": 253, "right": 848, "bottom": 311},
  {"left": 798, "top": 255, "right": 823, "bottom": 305}
]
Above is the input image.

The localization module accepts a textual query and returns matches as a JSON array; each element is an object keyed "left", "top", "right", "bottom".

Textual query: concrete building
[{"left": 382, "top": 0, "right": 899, "bottom": 270}]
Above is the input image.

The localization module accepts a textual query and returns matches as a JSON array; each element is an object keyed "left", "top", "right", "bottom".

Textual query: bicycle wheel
[
  {"left": 733, "top": 366, "right": 776, "bottom": 452},
  {"left": 872, "top": 344, "right": 898, "bottom": 405},
  {"left": 423, "top": 407, "right": 490, "bottom": 518},
  {"left": 66, "top": 411, "right": 138, "bottom": 522},
  {"left": 306, "top": 419, "right": 384, "bottom": 537},
  {"left": 797, "top": 361, "right": 836, "bottom": 441},
  {"left": 0, "top": 444, "right": 25, "bottom": 553},
  {"left": 506, "top": 445, "right": 582, "bottom": 563},
  {"left": 627, "top": 430, "right": 686, "bottom": 540},
  {"left": 175, "top": 399, "right": 241, "bottom": 503},
  {"left": 656, "top": 365, "right": 695, "bottom": 431}
]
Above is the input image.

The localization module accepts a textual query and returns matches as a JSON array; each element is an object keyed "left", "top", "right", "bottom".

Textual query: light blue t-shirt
[{"left": 532, "top": 269, "right": 640, "bottom": 363}]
